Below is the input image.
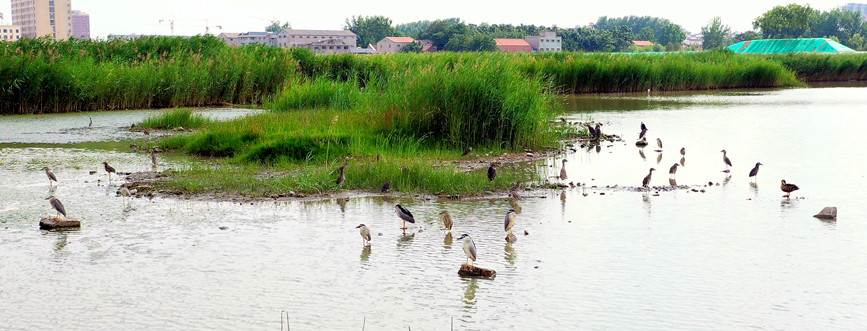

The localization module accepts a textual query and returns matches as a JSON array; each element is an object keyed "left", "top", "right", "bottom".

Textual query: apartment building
[
  {"left": 71, "top": 9, "right": 89, "bottom": 39},
  {"left": 524, "top": 31, "right": 562, "bottom": 52},
  {"left": 274, "top": 29, "right": 357, "bottom": 48},
  {"left": 218, "top": 31, "right": 277, "bottom": 46},
  {"left": 1, "top": 24, "right": 22, "bottom": 41},
  {"left": 11, "top": 0, "right": 73, "bottom": 40}
]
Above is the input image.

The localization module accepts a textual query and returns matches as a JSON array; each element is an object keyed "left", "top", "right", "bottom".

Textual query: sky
[{"left": 0, "top": 0, "right": 856, "bottom": 38}]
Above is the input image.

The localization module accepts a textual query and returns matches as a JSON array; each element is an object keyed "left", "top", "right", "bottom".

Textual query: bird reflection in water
[
  {"left": 443, "top": 232, "right": 453, "bottom": 249},
  {"left": 54, "top": 233, "right": 68, "bottom": 251},
  {"left": 680, "top": 157, "right": 686, "bottom": 167},
  {"left": 750, "top": 181, "right": 759, "bottom": 196},
  {"left": 656, "top": 152, "right": 663, "bottom": 164},
  {"left": 336, "top": 197, "right": 348, "bottom": 213},
  {"left": 360, "top": 245, "right": 372, "bottom": 261},
  {"left": 668, "top": 178, "right": 677, "bottom": 187},
  {"left": 504, "top": 242, "right": 517, "bottom": 265},
  {"left": 396, "top": 232, "right": 415, "bottom": 248},
  {"left": 595, "top": 144, "right": 601, "bottom": 153},
  {"left": 723, "top": 174, "right": 732, "bottom": 186},
  {"left": 462, "top": 278, "right": 479, "bottom": 309},
  {"left": 638, "top": 149, "right": 646, "bottom": 160},
  {"left": 508, "top": 198, "right": 522, "bottom": 214},
  {"left": 642, "top": 192, "right": 652, "bottom": 216}
]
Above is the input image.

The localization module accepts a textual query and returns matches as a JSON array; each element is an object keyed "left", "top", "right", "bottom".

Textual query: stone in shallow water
[
  {"left": 813, "top": 207, "right": 837, "bottom": 220},
  {"left": 39, "top": 216, "right": 80, "bottom": 230},
  {"left": 458, "top": 264, "right": 496, "bottom": 278}
]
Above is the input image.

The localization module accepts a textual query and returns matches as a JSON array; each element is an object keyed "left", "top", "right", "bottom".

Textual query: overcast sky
[{"left": 0, "top": 0, "right": 855, "bottom": 38}]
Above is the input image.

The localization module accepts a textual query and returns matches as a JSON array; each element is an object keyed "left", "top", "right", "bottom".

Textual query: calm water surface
[{"left": 1, "top": 88, "right": 866, "bottom": 330}]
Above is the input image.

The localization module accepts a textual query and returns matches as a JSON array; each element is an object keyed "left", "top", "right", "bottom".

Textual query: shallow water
[{"left": 2, "top": 88, "right": 867, "bottom": 329}]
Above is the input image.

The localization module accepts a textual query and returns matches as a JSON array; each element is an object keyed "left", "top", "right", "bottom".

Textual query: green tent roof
[{"left": 727, "top": 38, "right": 856, "bottom": 54}]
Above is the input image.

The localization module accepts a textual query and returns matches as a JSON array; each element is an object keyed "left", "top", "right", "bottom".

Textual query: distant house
[
  {"left": 218, "top": 32, "right": 277, "bottom": 47},
  {"left": 419, "top": 40, "right": 438, "bottom": 52},
  {"left": 494, "top": 39, "right": 533, "bottom": 53},
  {"left": 524, "top": 31, "right": 562, "bottom": 52},
  {"left": 375, "top": 37, "right": 416, "bottom": 54},
  {"left": 632, "top": 40, "right": 654, "bottom": 47},
  {"left": 275, "top": 29, "right": 357, "bottom": 48},
  {"left": 350, "top": 45, "right": 378, "bottom": 55},
  {"left": 302, "top": 38, "right": 353, "bottom": 54}
]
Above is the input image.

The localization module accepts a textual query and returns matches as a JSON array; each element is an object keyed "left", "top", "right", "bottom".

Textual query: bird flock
[{"left": 40, "top": 159, "right": 148, "bottom": 221}]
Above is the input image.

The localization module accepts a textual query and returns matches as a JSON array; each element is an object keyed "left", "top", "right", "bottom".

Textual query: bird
[
  {"left": 504, "top": 209, "right": 517, "bottom": 233},
  {"left": 458, "top": 233, "right": 477, "bottom": 266},
  {"left": 375, "top": 153, "right": 382, "bottom": 161},
  {"left": 669, "top": 163, "right": 679, "bottom": 178},
  {"left": 636, "top": 137, "right": 648, "bottom": 147},
  {"left": 440, "top": 210, "right": 453, "bottom": 231},
  {"left": 461, "top": 147, "right": 472, "bottom": 157},
  {"left": 335, "top": 164, "right": 347, "bottom": 187},
  {"left": 593, "top": 123, "right": 603, "bottom": 140},
  {"left": 639, "top": 122, "right": 648, "bottom": 139},
  {"left": 381, "top": 180, "right": 392, "bottom": 193},
  {"left": 720, "top": 150, "right": 732, "bottom": 171},
  {"left": 749, "top": 162, "right": 762, "bottom": 181},
  {"left": 103, "top": 161, "right": 116, "bottom": 180},
  {"left": 46, "top": 196, "right": 67, "bottom": 220},
  {"left": 150, "top": 149, "right": 158, "bottom": 168},
  {"left": 41, "top": 166, "right": 57, "bottom": 187},
  {"left": 356, "top": 224, "right": 371, "bottom": 245},
  {"left": 680, "top": 147, "right": 685, "bottom": 157},
  {"left": 88, "top": 117, "right": 93, "bottom": 127},
  {"left": 656, "top": 138, "right": 663, "bottom": 149},
  {"left": 586, "top": 124, "right": 597, "bottom": 138},
  {"left": 509, "top": 181, "right": 522, "bottom": 200},
  {"left": 781, "top": 179, "right": 800, "bottom": 198},
  {"left": 510, "top": 181, "right": 521, "bottom": 192},
  {"left": 142, "top": 127, "right": 150, "bottom": 135},
  {"left": 559, "top": 159, "right": 568, "bottom": 180},
  {"left": 642, "top": 168, "right": 656, "bottom": 190},
  {"left": 487, "top": 163, "right": 497, "bottom": 182},
  {"left": 395, "top": 204, "right": 415, "bottom": 230},
  {"left": 118, "top": 186, "right": 131, "bottom": 204}
]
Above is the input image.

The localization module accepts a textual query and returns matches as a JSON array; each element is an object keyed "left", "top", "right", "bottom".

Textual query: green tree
[
  {"left": 596, "top": 15, "right": 676, "bottom": 43},
  {"left": 610, "top": 26, "right": 635, "bottom": 51},
  {"left": 265, "top": 21, "right": 290, "bottom": 33},
  {"left": 443, "top": 34, "right": 496, "bottom": 52},
  {"left": 400, "top": 41, "right": 425, "bottom": 53},
  {"left": 418, "top": 19, "right": 469, "bottom": 50},
  {"left": 658, "top": 23, "right": 686, "bottom": 50},
  {"left": 638, "top": 27, "right": 655, "bottom": 42},
  {"left": 558, "top": 27, "right": 614, "bottom": 52},
  {"left": 732, "top": 30, "right": 761, "bottom": 43},
  {"left": 808, "top": 8, "right": 864, "bottom": 44},
  {"left": 344, "top": 15, "right": 401, "bottom": 48},
  {"left": 753, "top": 4, "right": 816, "bottom": 38},
  {"left": 701, "top": 17, "right": 731, "bottom": 49}
]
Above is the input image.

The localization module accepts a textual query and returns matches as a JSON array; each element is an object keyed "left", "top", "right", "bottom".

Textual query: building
[
  {"left": 218, "top": 31, "right": 277, "bottom": 46},
  {"left": 1, "top": 24, "right": 22, "bottom": 41},
  {"left": 11, "top": 0, "right": 72, "bottom": 40},
  {"left": 524, "top": 31, "right": 562, "bottom": 52},
  {"left": 842, "top": 3, "right": 867, "bottom": 19},
  {"left": 71, "top": 10, "right": 89, "bottom": 39},
  {"left": 274, "top": 29, "right": 357, "bottom": 48},
  {"left": 302, "top": 38, "right": 353, "bottom": 54},
  {"left": 375, "top": 37, "right": 415, "bottom": 54},
  {"left": 494, "top": 38, "right": 532, "bottom": 53},
  {"left": 632, "top": 40, "right": 654, "bottom": 47}
]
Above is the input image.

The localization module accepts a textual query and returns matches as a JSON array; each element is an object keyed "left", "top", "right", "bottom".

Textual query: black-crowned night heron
[
  {"left": 89, "top": 117, "right": 93, "bottom": 127},
  {"left": 440, "top": 210, "right": 453, "bottom": 231},
  {"left": 720, "top": 150, "right": 732, "bottom": 170},
  {"left": 103, "top": 161, "right": 116, "bottom": 180},
  {"left": 594, "top": 123, "right": 603, "bottom": 140},
  {"left": 150, "top": 149, "right": 158, "bottom": 168},
  {"left": 656, "top": 138, "right": 663, "bottom": 149},
  {"left": 504, "top": 209, "right": 517, "bottom": 233},
  {"left": 336, "top": 164, "right": 347, "bottom": 187},
  {"left": 46, "top": 196, "right": 67, "bottom": 220},
  {"left": 669, "top": 163, "right": 679, "bottom": 178},
  {"left": 636, "top": 137, "right": 648, "bottom": 147},
  {"left": 457, "top": 233, "right": 476, "bottom": 266},
  {"left": 356, "top": 224, "right": 371, "bottom": 245},
  {"left": 461, "top": 147, "right": 472, "bottom": 157},
  {"left": 587, "top": 124, "right": 597, "bottom": 138},
  {"left": 395, "top": 204, "right": 415, "bottom": 229},
  {"left": 487, "top": 163, "right": 497, "bottom": 182},
  {"left": 680, "top": 147, "right": 685, "bottom": 156},
  {"left": 639, "top": 122, "right": 648, "bottom": 139},
  {"left": 781, "top": 179, "right": 799, "bottom": 198},
  {"left": 642, "top": 168, "right": 655, "bottom": 190},
  {"left": 41, "top": 167, "right": 57, "bottom": 187},
  {"left": 510, "top": 181, "right": 522, "bottom": 201},
  {"left": 559, "top": 159, "right": 568, "bottom": 180},
  {"left": 381, "top": 180, "right": 392, "bottom": 193},
  {"left": 118, "top": 186, "right": 131, "bottom": 204},
  {"left": 749, "top": 162, "right": 762, "bottom": 181}
]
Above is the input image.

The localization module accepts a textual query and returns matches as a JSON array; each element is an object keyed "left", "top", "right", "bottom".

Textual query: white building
[
  {"left": 218, "top": 31, "right": 276, "bottom": 46},
  {"left": 524, "top": 31, "right": 562, "bottom": 52}
]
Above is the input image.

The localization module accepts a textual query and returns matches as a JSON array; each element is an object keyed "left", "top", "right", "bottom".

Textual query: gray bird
[
  {"left": 642, "top": 168, "right": 656, "bottom": 190},
  {"left": 461, "top": 147, "right": 472, "bottom": 157},
  {"left": 150, "top": 149, "right": 158, "bottom": 167},
  {"left": 335, "top": 164, "right": 347, "bottom": 187},
  {"left": 46, "top": 196, "right": 67, "bottom": 220},
  {"left": 356, "top": 224, "right": 371, "bottom": 245},
  {"left": 504, "top": 209, "right": 517, "bottom": 233},
  {"left": 509, "top": 181, "right": 522, "bottom": 200},
  {"left": 88, "top": 117, "right": 93, "bottom": 127},
  {"left": 103, "top": 161, "right": 116, "bottom": 180},
  {"left": 395, "top": 204, "right": 415, "bottom": 230},
  {"left": 587, "top": 124, "right": 597, "bottom": 138},
  {"left": 440, "top": 210, "right": 453, "bottom": 231},
  {"left": 656, "top": 138, "right": 663, "bottom": 149},
  {"left": 487, "top": 163, "right": 497, "bottom": 182},
  {"left": 381, "top": 180, "right": 392, "bottom": 193},
  {"left": 41, "top": 167, "right": 57, "bottom": 187},
  {"left": 669, "top": 163, "right": 679, "bottom": 178},
  {"left": 559, "top": 159, "right": 568, "bottom": 180},
  {"left": 749, "top": 162, "right": 762, "bottom": 181},
  {"left": 594, "top": 123, "right": 603, "bottom": 140},
  {"left": 458, "top": 233, "right": 477, "bottom": 266},
  {"left": 639, "top": 122, "right": 648, "bottom": 139},
  {"left": 721, "top": 150, "right": 732, "bottom": 170}
]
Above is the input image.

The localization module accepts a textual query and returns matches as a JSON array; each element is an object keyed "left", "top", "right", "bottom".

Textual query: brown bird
[
  {"left": 356, "top": 224, "right": 371, "bottom": 245},
  {"left": 461, "top": 147, "right": 472, "bottom": 157},
  {"left": 509, "top": 181, "right": 522, "bottom": 200},
  {"left": 593, "top": 123, "right": 603, "bottom": 140},
  {"left": 335, "top": 164, "right": 347, "bottom": 187},
  {"left": 781, "top": 179, "right": 799, "bottom": 198},
  {"left": 440, "top": 210, "right": 454, "bottom": 231},
  {"left": 642, "top": 168, "right": 656, "bottom": 190},
  {"left": 41, "top": 166, "right": 58, "bottom": 187},
  {"left": 669, "top": 163, "right": 679, "bottom": 178},
  {"left": 103, "top": 161, "right": 116, "bottom": 180},
  {"left": 639, "top": 122, "right": 648, "bottom": 139},
  {"left": 150, "top": 149, "right": 158, "bottom": 167},
  {"left": 559, "top": 159, "right": 568, "bottom": 180},
  {"left": 587, "top": 124, "right": 597, "bottom": 138},
  {"left": 636, "top": 137, "right": 648, "bottom": 147},
  {"left": 656, "top": 138, "right": 663, "bottom": 149},
  {"left": 487, "top": 163, "right": 497, "bottom": 182},
  {"left": 721, "top": 150, "right": 732, "bottom": 171},
  {"left": 680, "top": 147, "right": 686, "bottom": 156},
  {"left": 381, "top": 180, "right": 392, "bottom": 193},
  {"left": 749, "top": 162, "right": 762, "bottom": 182}
]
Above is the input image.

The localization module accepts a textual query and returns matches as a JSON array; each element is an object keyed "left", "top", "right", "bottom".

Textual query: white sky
[{"left": 0, "top": 0, "right": 854, "bottom": 38}]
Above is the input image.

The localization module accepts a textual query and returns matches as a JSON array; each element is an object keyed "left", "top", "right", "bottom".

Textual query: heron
[
  {"left": 356, "top": 224, "right": 371, "bottom": 245},
  {"left": 381, "top": 180, "right": 392, "bottom": 193},
  {"left": 781, "top": 179, "right": 800, "bottom": 198},
  {"left": 103, "top": 161, "right": 116, "bottom": 181},
  {"left": 669, "top": 163, "right": 679, "bottom": 178},
  {"left": 510, "top": 181, "right": 522, "bottom": 201},
  {"left": 395, "top": 204, "right": 415, "bottom": 230},
  {"left": 720, "top": 150, "right": 732, "bottom": 171},
  {"left": 749, "top": 162, "right": 762, "bottom": 182},
  {"left": 41, "top": 167, "right": 57, "bottom": 187},
  {"left": 487, "top": 163, "right": 497, "bottom": 182},
  {"left": 375, "top": 153, "right": 382, "bottom": 161},
  {"left": 46, "top": 196, "right": 67, "bottom": 220},
  {"left": 586, "top": 124, "right": 597, "bottom": 138},
  {"left": 440, "top": 210, "right": 453, "bottom": 231},
  {"left": 639, "top": 122, "right": 648, "bottom": 139},
  {"left": 642, "top": 168, "right": 656, "bottom": 190},
  {"left": 335, "top": 164, "right": 347, "bottom": 187},
  {"left": 504, "top": 209, "right": 517, "bottom": 233},
  {"left": 461, "top": 147, "right": 472, "bottom": 157},
  {"left": 680, "top": 147, "right": 685, "bottom": 157},
  {"left": 150, "top": 149, "right": 158, "bottom": 168},
  {"left": 656, "top": 138, "right": 663, "bottom": 149},
  {"left": 559, "top": 159, "right": 568, "bottom": 180},
  {"left": 118, "top": 186, "right": 131, "bottom": 205},
  {"left": 594, "top": 123, "right": 603, "bottom": 140},
  {"left": 142, "top": 127, "right": 150, "bottom": 136},
  {"left": 636, "top": 137, "right": 648, "bottom": 147},
  {"left": 88, "top": 117, "right": 93, "bottom": 127},
  {"left": 458, "top": 233, "right": 477, "bottom": 266}
]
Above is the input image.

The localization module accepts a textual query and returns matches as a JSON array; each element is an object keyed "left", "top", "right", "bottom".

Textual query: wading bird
[
  {"left": 118, "top": 186, "right": 131, "bottom": 205},
  {"left": 504, "top": 209, "right": 517, "bottom": 233},
  {"left": 559, "top": 159, "right": 568, "bottom": 180},
  {"left": 356, "top": 224, "right": 371, "bottom": 245},
  {"left": 395, "top": 204, "right": 415, "bottom": 230},
  {"left": 381, "top": 180, "right": 392, "bottom": 193},
  {"left": 150, "top": 149, "right": 158, "bottom": 168},
  {"left": 593, "top": 123, "right": 603, "bottom": 140},
  {"left": 440, "top": 210, "right": 453, "bottom": 231},
  {"left": 41, "top": 167, "right": 57, "bottom": 187},
  {"left": 458, "top": 233, "right": 476, "bottom": 266},
  {"left": 46, "top": 196, "right": 67, "bottom": 220},
  {"left": 103, "top": 162, "right": 116, "bottom": 181},
  {"left": 487, "top": 163, "right": 497, "bottom": 182},
  {"left": 669, "top": 163, "right": 679, "bottom": 178},
  {"left": 510, "top": 181, "right": 522, "bottom": 200},
  {"left": 335, "top": 164, "right": 347, "bottom": 187},
  {"left": 636, "top": 137, "right": 648, "bottom": 147},
  {"left": 88, "top": 117, "right": 93, "bottom": 127},
  {"left": 461, "top": 147, "right": 472, "bottom": 157},
  {"left": 720, "top": 150, "right": 732, "bottom": 171},
  {"left": 587, "top": 124, "right": 597, "bottom": 138},
  {"left": 781, "top": 179, "right": 800, "bottom": 198},
  {"left": 642, "top": 168, "right": 656, "bottom": 190},
  {"left": 749, "top": 162, "right": 762, "bottom": 182},
  {"left": 639, "top": 122, "right": 648, "bottom": 139},
  {"left": 656, "top": 138, "right": 663, "bottom": 150},
  {"left": 680, "top": 147, "right": 686, "bottom": 157}
]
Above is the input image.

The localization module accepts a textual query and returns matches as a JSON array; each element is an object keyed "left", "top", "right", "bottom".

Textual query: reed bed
[{"left": 769, "top": 53, "right": 867, "bottom": 81}]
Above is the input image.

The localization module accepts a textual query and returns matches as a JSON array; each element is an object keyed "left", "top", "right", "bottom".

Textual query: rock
[
  {"left": 523, "top": 230, "right": 529, "bottom": 235},
  {"left": 458, "top": 264, "right": 496, "bottom": 278},
  {"left": 813, "top": 207, "right": 837, "bottom": 220},
  {"left": 39, "top": 216, "right": 81, "bottom": 230},
  {"left": 505, "top": 233, "right": 517, "bottom": 242}
]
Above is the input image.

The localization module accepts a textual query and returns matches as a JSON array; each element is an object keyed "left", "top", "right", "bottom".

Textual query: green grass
[
  {"left": 770, "top": 53, "right": 867, "bottom": 81},
  {"left": 140, "top": 109, "right": 213, "bottom": 129}
]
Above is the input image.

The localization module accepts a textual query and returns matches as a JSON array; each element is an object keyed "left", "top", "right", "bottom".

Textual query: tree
[
  {"left": 610, "top": 26, "right": 635, "bottom": 51},
  {"left": 418, "top": 19, "right": 468, "bottom": 50},
  {"left": 732, "top": 30, "right": 761, "bottom": 43},
  {"left": 753, "top": 4, "right": 816, "bottom": 38},
  {"left": 596, "top": 15, "right": 676, "bottom": 43},
  {"left": 400, "top": 41, "right": 424, "bottom": 53},
  {"left": 658, "top": 23, "right": 686, "bottom": 51},
  {"left": 443, "top": 34, "right": 497, "bottom": 52},
  {"left": 638, "top": 27, "right": 655, "bottom": 42},
  {"left": 558, "top": 27, "right": 614, "bottom": 52},
  {"left": 701, "top": 17, "right": 731, "bottom": 49},
  {"left": 265, "top": 21, "right": 290, "bottom": 33},
  {"left": 808, "top": 8, "right": 864, "bottom": 44},
  {"left": 344, "top": 15, "right": 401, "bottom": 48}
]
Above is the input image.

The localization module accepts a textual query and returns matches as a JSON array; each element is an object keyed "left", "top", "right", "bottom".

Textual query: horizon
[{"left": 0, "top": 0, "right": 858, "bottom": 38}]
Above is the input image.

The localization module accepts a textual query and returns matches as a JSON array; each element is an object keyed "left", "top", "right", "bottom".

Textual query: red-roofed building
[
  {"left": 376, "top": 36, "right": 417, "bottom": 54},
  {"left": 495, "top": 39, "right": 532, "bottom": 53},
  {"left": 632, "top": 40, "right": 655, "bottom": 47}
]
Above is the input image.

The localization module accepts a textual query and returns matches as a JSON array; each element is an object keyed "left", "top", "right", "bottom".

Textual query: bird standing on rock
[
  {"left": 458, "top": 234, "right": 477, "bottom": 266},
  {"left": 720, "top": 150, "right": 732, "bottom": 171},
  {"left": 488, "top": 163, "right": 497, "bottom": 182},
  {"left": 504, "top": 209, "right": 517, "bottom": 233},
  {"left": 680, "top": 147, "right": 685, "bottom": 157},
  {"left": 41, "top": 167, "right": 57, "bottom": 187},
  {"left": 46, "top": 196, "right": 67, "bottom": 220},
  {"left": 669, "top": 163, "right": 679, "bottom": 178},
  {"left": 639, "top": 122, "right": 648, "bottom": 139},
  {"left": 642, "top": 168, "right": 656, "bottom": 190},
  {"left": 594, "top": 123, "right": 603, "bottom": 140},
  {"left": 781, "top": 180, "right": 799, "bottom": 198},
  {"left": 509, "top": 181, "right": 522, "bottom": 200},
  {"left": 749, "top": 162, "right": 762, "bottom": 182},
  {"left": 656, "top": 138, "right": 663, "bottom": 150}
]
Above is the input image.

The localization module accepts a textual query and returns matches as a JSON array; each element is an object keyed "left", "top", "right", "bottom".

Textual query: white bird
[{"left": 458, "top": 233, "right": 477, "bottom": 266}]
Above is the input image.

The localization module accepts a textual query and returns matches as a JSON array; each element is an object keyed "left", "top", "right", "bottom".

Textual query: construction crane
[{"left": 158, "top": 18, "right": 223, "bottom": 36}]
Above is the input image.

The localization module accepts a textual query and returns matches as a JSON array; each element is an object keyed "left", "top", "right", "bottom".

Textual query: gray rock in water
[{"left": 813, "top": 207, "right": 837, "bottom": 220}]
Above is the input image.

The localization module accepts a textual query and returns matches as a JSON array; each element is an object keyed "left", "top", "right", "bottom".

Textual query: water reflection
[
  {"left": 504, "top": 243, "right": 517, "bottom": 265},
  {"left": 595, "top": 144, "right": 601, "bottom": 153},
  {"left": 668, "top": 178, "right": 677, "bottom": 187},
  {"left": 443, "top": 232, "right": 453, "bottom": 249},
  {"left": 680, "top": 157, "right": 686, "bottom": 167},
  {"left": 723, "top": 174, "right": 732, "bottom": 186},
  {"left": 336, "top": 198, "right": 348, "bottom": 213},
  {"left": 397, "top": 232, "right": 415, "bottom": 248},
  {"left": 749, "top": 182, "right": 759, "bottom": 197},
  {"left": 656, "top": 152, "right": 662, "bottom": 164},
  {"left": 508, "top": 199, "right": 522, "bottom": 214},
  {"left": 639, "top": 149, "right": 646, "bottom": 160},
  {"left": 360, "top": 245, "right": 371, "bottom": 261},
  {"left": 642, "top": 192, "right": 652, "bottom": 216},
  {"left": 462, "top": 278, "right": 479, "bottom": 309}
]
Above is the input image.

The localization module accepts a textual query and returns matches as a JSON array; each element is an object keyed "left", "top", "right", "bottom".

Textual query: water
[{"left": 2, "top": 88, "right": 867, "bottom": 329}]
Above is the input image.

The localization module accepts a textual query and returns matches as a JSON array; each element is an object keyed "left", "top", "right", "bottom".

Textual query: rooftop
[
  {"left": 279, "top": 29, "right": 357, "bottom": 37},
  {"left": 494, "top": 39, "right": 531, "bottom": 46},
  {"left": 385, "top": 37, "right": 415, "bottom": 43}
]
